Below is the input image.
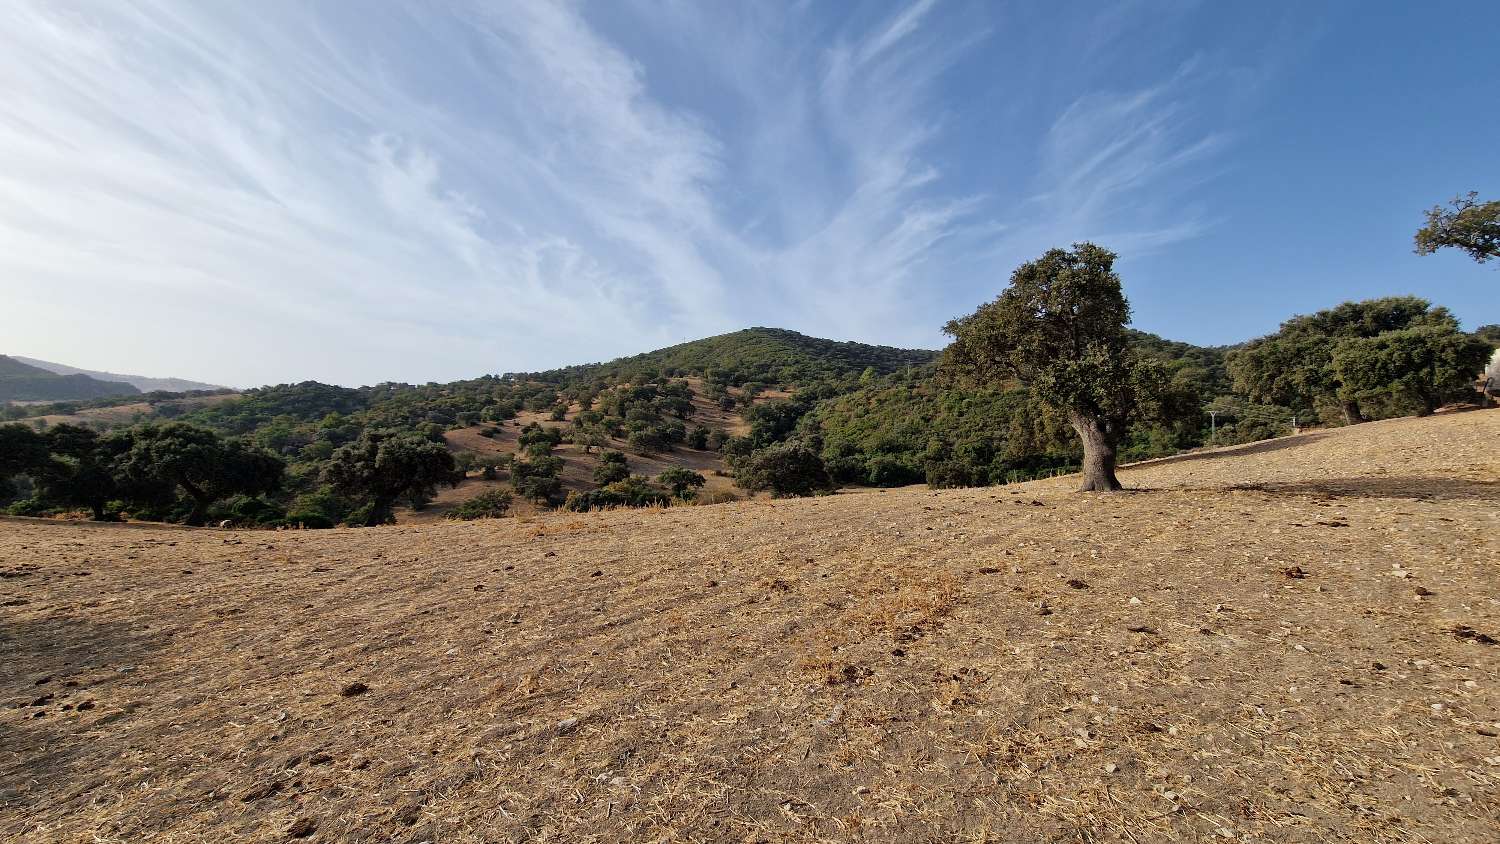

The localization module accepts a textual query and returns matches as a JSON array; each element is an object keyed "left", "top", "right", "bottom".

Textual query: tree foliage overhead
[{"left": 1415, "top": 191, "right": 1500, "bottom": 264}]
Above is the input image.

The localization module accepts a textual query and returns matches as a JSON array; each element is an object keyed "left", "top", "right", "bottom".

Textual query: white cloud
[{"left": 0, "top": 0, "right": 1234, "bottom": 385}]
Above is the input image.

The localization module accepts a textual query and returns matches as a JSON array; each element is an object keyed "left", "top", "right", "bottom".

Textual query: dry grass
[{"left": 3, "top": 409, "right": 1499, "bottom": 843}]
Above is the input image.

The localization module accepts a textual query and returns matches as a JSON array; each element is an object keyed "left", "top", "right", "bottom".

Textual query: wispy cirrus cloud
[{"left": 0, "top": 0, "right": 1245, "bottom": 385}]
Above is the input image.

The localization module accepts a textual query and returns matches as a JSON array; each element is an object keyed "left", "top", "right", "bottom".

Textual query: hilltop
[
  {"left": 515, "top": 327, "right": 939, "bottom": 386},
  {"left": 0, "top": 355, "right": 138, "bottom": 403},
  {"left": 3, "top": 408, "right": 1496, "bottom": 842}
]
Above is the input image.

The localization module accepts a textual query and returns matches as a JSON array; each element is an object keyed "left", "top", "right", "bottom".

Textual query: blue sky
[{"left": 1, "top": 1, "right": 1494, "bottom": 387}]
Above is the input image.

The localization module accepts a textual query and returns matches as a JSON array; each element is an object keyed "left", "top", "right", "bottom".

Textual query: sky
[{"left": 1, "top": 1, "right": 1495, "bottom": 388}]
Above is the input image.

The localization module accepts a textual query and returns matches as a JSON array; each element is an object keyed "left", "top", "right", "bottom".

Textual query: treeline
[{"left": 1, "top": 298, "right": 1492, "bottom": 524}]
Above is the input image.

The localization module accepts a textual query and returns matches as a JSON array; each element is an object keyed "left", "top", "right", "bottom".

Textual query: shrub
[
  {"left": 656, "top": 467, "right": 707, "bottom": 500},
  {"left": 564, "top": 476, "right": 670, "bottom": 512},
  {"left": 447, "top": 489, "right": 514, "bottom": 520},
  {"left": 734, "top": 441, "right": 832, "bottom": 497}
]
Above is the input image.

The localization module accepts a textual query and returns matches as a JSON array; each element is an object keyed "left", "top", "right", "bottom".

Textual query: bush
[
  {"left": 5, "top": 497, "right": 54, "bottom": 517},
  {"left": 564, "top": 477, "right": 670, "bottom": 512},
  {"left": 734, "top": 441, "right": 832, "bottom": 497},
  {"left": 656, "top": 467, "right": 707, "bottom": 500},
  {"left": 280, "top": 511, "right": 336, "bottom": 529},
  {"left": 447, "top": 489, "right": 514, "bottom": 520}
]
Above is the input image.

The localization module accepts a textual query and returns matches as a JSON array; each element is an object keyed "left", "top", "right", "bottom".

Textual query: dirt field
[{"left": 3, "top": 410, "right": 1498, "bottom": 843}]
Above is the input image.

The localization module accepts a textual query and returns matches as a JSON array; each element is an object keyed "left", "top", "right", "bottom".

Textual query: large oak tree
[{"left": 940, "top": 243, "right": 1169, "bottom": 492}]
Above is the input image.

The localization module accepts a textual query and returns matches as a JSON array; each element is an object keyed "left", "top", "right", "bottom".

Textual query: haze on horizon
[{"left": 1, "top": 0, "right": 1494, "bottom": 389}]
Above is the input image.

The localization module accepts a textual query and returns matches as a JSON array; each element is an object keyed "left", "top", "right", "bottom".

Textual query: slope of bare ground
[{"left": 2, "top": 410, "right": 1498, "bottom": 843}]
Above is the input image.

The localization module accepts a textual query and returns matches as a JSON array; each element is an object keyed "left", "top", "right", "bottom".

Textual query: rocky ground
[{"left": 2, "top": 409, "right": 1497, "bottom": 843}]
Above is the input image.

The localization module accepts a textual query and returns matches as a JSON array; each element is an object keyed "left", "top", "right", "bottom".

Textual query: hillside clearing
[{"left": 2, "top": 410, "right": 1498, "bottom": 842}]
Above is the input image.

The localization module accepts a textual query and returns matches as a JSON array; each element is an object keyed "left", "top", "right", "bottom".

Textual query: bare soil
[{"left": 2, "top": 409, "right": 1498, "bottom": 843}]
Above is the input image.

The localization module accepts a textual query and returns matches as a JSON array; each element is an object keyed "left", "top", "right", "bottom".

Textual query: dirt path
[{"left": 2, "top": 410, "right": 1497, "bottom": 842}]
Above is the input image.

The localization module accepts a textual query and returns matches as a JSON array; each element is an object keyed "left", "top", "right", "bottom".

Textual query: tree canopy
[
  {"left": 940, "top": 243, "right": 1170, "bottom": 492},
  {"left": 1415, "top": 192, "right": 1500, "bottom": 264},
  {"left": 323, "top": 429, "right": 455, "bottom": 526},
  {"left": 1228, "top": 297, "right": 1465, "bottom": 423}
]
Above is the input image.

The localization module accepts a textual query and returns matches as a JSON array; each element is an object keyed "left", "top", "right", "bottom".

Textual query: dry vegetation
[{"left": 3, "top": 409, "right": 1498, "bottom": 843}]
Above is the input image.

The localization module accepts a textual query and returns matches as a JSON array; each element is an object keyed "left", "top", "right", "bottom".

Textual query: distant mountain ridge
[
  {"left": 0, "top": 355, "right": 139, "bottom": 402},
  {"left": 12, "top": 355, "right": 226, "bottom": 394}
]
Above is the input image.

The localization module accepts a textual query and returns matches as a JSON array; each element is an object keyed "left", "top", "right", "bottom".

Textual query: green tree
[
  {"left": 593, "top": 450, "right": 629, "bottom": 485},
  {"left": 656, "top": 467, "right": 706, "bottom": 500},
  {"left": 447, "top": 488, "right": 514, "bottom": 520},
  {"left": 35, "top": 424, "right": 130, "bottom": 521},
  {"left": 941, "top": 243, "right": 1164, "bottom": 492},
  {"left": 0, "top": 423, "right": 49, "bottom": 478},
  {"left": 323, "top": 429, "right": 455, "bottom": 526},
  {"left": 1227, "top": 296, "right": 1457, "bottom": 424},
  {"left": 112, "top": 423, "right": 284, "bottom": 525},
  {"left": 735, "top": 441, "right": 831, "bottom": 497},
  {"left": 1331, "top": 326, "right": 1491, "bottom": 416},
  {"left": 1415, "top": 192, "right": 1500, "bottom": 264}
]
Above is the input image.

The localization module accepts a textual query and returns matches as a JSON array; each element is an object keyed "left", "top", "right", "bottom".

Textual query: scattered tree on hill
[
  {"left": 1228, "top": 297, "right": 1465, "bottom": 424},
  {"left": 941, "top": 243, "right": 1168, "bottom": 492},
  {"left": 510, "top": 454, "right": 565, "bottom": 505},
  {"left": 447, "top": 488, "right": 513, "bottom": 520},
  {"left": 1331, "top": 327, "right": 1491, "bottom": 416},
  {"left": 656, "top": 467, "right": 706, "bottom": 500},
  {"left": 1415, "top": 192, "right": 1500, "bottom": 264},
  {"left": 593, "top": 450, "right": 630, "bottom": 485},
  {"left": 323, "top": 429, "right": 454, "bottom": 526},
  {"left": 734, "top": 440, "right": 832, "bottom": 497}
]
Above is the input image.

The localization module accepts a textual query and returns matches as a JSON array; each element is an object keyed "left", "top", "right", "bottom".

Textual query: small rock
[
  {"left": 308, "top": 752, "right": 333, "bottom": 765},
  {"left": 287, "top": 817, "right": 317, "bottom": 838},
  {"left": 590, "top": 570, "right": 603, "bottom": 577},
  {"left": 340, "top": 681, "right": 370, "bottom": 697},
  {"left": 1103, "top": 762, "right": 1117, "bottom": 774},
  {"left": 1414, "top": 586, "right": 1434, "bottom": 597},
  {"left": 1283, "top": 566, "right": 1306, "bottom": 579},
  {"left": 557, "top": 717, "right": 579, "bottom": 734},
  {"left": 75, "top": 701, "right": 95, "bottom": 711},
  {"left": 1066, "top": 579, "right": 1089, "bottom": 589},
  {"left": 1128, "top": 597, "right": 1142, "bottom": 605}
]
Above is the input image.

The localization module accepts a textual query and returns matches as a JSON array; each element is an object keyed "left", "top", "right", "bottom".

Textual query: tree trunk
[
  {"left": 1341, "top": 400, "right": 1365, "bottom": 425},
  {"left": 367, "top": 493, "right": 397, "bottom": 526},
  {"left": 176, "top": 475, "right": 212, "bottom": 526},
  {"left": 1068, "top": 411, "right": 1123, "bottom": 492}
]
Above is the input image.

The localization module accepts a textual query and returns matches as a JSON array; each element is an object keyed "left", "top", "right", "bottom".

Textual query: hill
[
  {"left": 3, "top": 408, "right": 1496, "bottom": 842},
  {"left": 516, "top": 326, "right": 939, "bottom": 386},
  {"left": 0, "top": 355, "right": 138, "bottom": 402},
  {"left": 11, "top": 356, "right": 227, "bottom": 393}
]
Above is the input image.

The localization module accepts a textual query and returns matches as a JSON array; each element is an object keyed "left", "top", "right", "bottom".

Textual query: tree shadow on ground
[
  {"left": 1124, "top": 433, "right": 1327, "bottom": 470},
  {"left": 1226, "top": 476, "right": 1500, "bottom": 503},
  {"left": 0, "top": 615, "right": 166, "bottom": 827}
]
